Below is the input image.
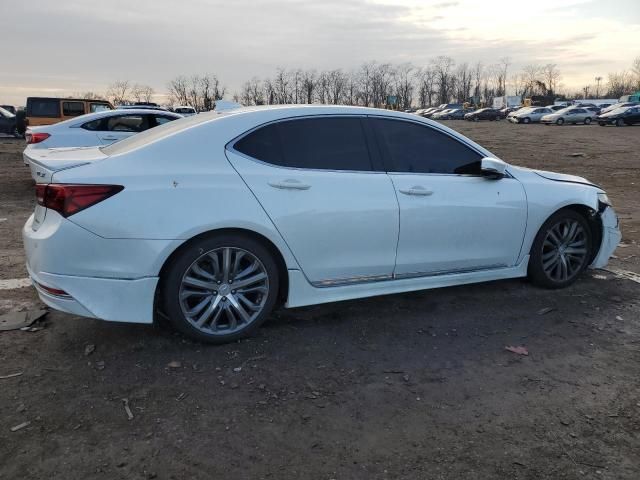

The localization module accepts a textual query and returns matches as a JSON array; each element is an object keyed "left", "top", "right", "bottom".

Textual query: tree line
[{"left": 83, "top": 56, "right": 639, "bottom": 110}]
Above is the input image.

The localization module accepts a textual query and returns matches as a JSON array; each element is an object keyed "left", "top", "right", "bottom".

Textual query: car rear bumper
[
  {"left": 23, "top": 213, "right": 179, "bottom": 323},
  {"left": 27, "top": 263, "right": 158, "bottom": 323},
  {"left": 591, "top": 206, "right": 622, "bottom": 269}
]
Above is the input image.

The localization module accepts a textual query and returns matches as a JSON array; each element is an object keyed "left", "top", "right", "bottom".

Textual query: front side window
[
  {"left": 371, "top": 118, "right": 482, "bottom": 175},
  {"left": 106, "top": 115, "right": 148, "bottom": 132},
  {"left": 234, "top": 117, "right": 373, "bottom": 171},
  {"left": 154, "top": 115, "right": 177, "bottom": 126},
  {"left": 63, "top": 101, "right": 85, "bottom": 116}
]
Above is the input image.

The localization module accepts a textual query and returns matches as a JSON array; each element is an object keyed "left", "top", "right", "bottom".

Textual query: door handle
[
  {"left": 399, "top": 186, "right": 433, "bottom": 196},
  {"left": 268, "top": 179, "right": 311, "bottom": 190},
  {"left": 102, "top": 136, "right": 118, "bottom": 141}
]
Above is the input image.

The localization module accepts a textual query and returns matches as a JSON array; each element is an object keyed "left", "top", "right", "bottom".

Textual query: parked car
[
  {"left": 23, "top": 97, "right": 113, "bottom": 136},
  {"left": 173, "top": 106, "right": 197, "bottom": 116},
  {"left": 23, "top": 109, "right": 182, "bottom": 160},
  {"left": 597, "top": 106, "right": 640, "bottom": 126},
  {"left": 509, "top": 107, "right": 553, "bottom": 124},
  {"left": 22, "top": 106, "right": 621, "bottom": 343},
  {"left": 1, "top": 105, "right": 16, "bottom": 115},
  {"left": 0, "top": 106, "right": 19, "bottom": 137},
  {"left": 464, "top": 108, "right": 500, "bottom": 121},
  {"left": 599, "top": 102, "right": 639, "bottom": 115},
  {"left": 545, "top": 105, "right": 567, "bottom": 112},
  {"left": 498, "top": 106, "right": 521, "bottom": 118},
  {"left": 436, "top": 108, "right": 472, "bottom": 120},
  {"left": 507, "top": 107, "right": 533, "bottom": 120},
  {"left": 540, "top": 107, "right": 595, "bottom": 125},
  {"left": 431, "top": 109, "right": 456, "bottom": 120}
]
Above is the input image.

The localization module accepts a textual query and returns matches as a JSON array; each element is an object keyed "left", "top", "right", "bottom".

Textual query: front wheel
[
  {"left": 162, "top": 234, "right": 279, "bottom": 344},
  {"left": 584, "top": 117, "right": 591, "bottom": 125},
  {"left": 523, "top": 117, "right": 531, "bottom": 124},
  {"left": 616, "top": 118, "right": 625, "bottom": 127},
  {"left": 528, "top": 210, "right": 593, "bottom": 289},
  {"left": 556, "top": 118, "right": 564, "bottom": 125}
]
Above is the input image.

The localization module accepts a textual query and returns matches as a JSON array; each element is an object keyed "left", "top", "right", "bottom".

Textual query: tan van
[{"left": 23, "top": 97, "right": 113, "bottom": 131}]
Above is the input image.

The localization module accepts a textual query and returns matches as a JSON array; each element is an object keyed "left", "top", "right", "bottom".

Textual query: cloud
[{"left": 0, "top": 0, "right": 637, "bottom": 105}]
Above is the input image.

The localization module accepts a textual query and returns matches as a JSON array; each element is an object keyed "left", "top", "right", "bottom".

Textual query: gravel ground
[{"left": 0, "top": 121, "right": 639, "bottom": 480}]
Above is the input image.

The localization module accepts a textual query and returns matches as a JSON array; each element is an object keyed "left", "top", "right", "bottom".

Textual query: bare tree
[
  {"left": 394, "top": 63, "right": 415, "bottom": 109},
  {"left": 301, "top": 70, "right": 317, "bottom": 104},
  {"left": 417, "top": 66, "right": 436, "bottom": 107},
  {"left": 107, "top": 80, "right": 131, "bottom": 105},
  {"left": 131, "top": 84, "right": 155, "bottom": 103},
  {"left": 542, "top": 64, "right": 561, "bottom": 96},
  {"left": 167, "top": 76, "right": 189, "bottom": 106},
  {"left": 432, "top": 56, "right": 455, "bottom": 104}
]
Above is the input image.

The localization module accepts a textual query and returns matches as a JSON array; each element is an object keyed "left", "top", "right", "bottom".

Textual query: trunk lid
[{"left": 26, "top": 146, "right": 108, "bottom": 230}]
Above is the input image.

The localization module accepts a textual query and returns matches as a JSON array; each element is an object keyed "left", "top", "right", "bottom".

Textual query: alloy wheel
[
  {"left": 541, "top": 219, "right": 588, "bottom": 282},
  {"left": 179, "top": 247, "right": 269, "bottom": 335}
]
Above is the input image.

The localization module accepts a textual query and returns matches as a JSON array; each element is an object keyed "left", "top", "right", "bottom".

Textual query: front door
[
  {"left": 226, "top": 116, "right": 399, "bottom": 285},
  {"left": 370, "top": 116, "right": 527, "bottom": 277}
]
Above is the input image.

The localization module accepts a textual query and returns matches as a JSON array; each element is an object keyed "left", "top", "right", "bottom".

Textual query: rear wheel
[
  {"left": 598, "top": 122, "right": 606, "bottom": 126},
  {"left": 528, "top": 210, "right": 593, "bottom": 289},
  {"left": 162, "top": 234, "right": 279, "bottom": 344},
  {"left": 584, "top": 117, "right": 592, "bottom": 125},
  {"left": 523, "top": 117, "right": 531, "bottom": 124}
]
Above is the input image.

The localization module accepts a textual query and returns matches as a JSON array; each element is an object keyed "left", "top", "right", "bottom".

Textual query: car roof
[{"left": 101, "top": 104, "right": 497, "bottom": 158}]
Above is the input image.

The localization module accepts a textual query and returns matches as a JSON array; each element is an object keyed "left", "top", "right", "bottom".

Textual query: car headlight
[{"left": 598, "top": 192, "right": 612, "bottom": 207}]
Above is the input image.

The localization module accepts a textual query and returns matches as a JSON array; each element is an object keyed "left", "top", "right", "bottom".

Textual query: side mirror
[{"left": 481, "top": 157, "right": 507, "bottom": 179}]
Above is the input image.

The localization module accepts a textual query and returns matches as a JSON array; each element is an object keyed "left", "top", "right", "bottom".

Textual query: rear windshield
[
  {"left": 27, "top": 98, "right": 60, "bottom": 117},
  {"left": 101, "top": 110, "right": 230, "bottom": 156},
  {"left": 175, "top": 108, "right": 196, "bottom": 114}
]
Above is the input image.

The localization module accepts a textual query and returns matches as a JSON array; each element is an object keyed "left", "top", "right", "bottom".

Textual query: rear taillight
[
  {"left": 26, "top": 132, "right": 50, "bottom": 144},
  {"left": 36, "top": 184, "right": 124, "bottom": 217}
]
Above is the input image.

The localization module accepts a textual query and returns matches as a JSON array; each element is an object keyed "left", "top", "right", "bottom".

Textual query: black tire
[
  {"left": 523, "top": 117, "right": 531, "bottom": 124},
  {"left": 556, "top": 118, "right": 564, "bottom": 125},
  {"left": 584, "top": 117, "right": 591, "bottom": 125},
  {"left": 616, "top": 118, "right": 624, "bottom": 127},
  {"left": 161, "top": 233, "right": 280, "bottom": 344},
  {"left": 528, "top": 209, "right": 593, "bottom": 289},
  {"left": 598, "top": 122, "right": 606, "bottom": 126},
  {"left": 11, "top": 126, "right": 20, "bottom": 138}
]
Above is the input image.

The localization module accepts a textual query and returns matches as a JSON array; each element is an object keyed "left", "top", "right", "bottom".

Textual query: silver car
[
  {"left": 540, "top": 107, "right": 596, "bottom": 125},
  {"left": 509, "top": 107, "right": 553, "bottom": 124}
]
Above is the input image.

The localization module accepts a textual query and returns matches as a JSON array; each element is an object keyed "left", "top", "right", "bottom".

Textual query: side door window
[
  {"left": 235, "top": 116, "right": 374, "bottom": 171},
  {"left": 370, "top": 117, "right": 481, "bottom": 175},
  {"left": 153, "top": 115, "right": 179, "bottom": 127},
  {"left": 62, "top": 101, "right": 85, "bottom": 117},
  {"left": 90, "top": 103, "right": 111, "bottom": 113},
  {"left": 106, "top": 114, "right": 149, "bottom": 132}
]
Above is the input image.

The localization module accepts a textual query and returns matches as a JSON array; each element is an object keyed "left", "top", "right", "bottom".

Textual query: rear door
[
  {"left": 226, "top": 116, "right": 400, "bottom": 285},
  {"left": 95, "top": 114, "right": 150, "bottom": 144},
  {"left": 370, "top": 116, "right": 527, "bottom": 277}
]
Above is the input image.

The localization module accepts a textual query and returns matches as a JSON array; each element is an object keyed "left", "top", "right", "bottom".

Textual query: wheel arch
[
  {"left": 155, "top": 228, "right": 290, "bottom": 313},
  {"left": 533, "top": 204, "right": 603, "bottom": 264}
]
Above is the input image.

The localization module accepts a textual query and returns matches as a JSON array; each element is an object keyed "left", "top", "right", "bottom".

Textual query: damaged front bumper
[{"left": 591, "top": 206, "right": 622, "bottom": 269}]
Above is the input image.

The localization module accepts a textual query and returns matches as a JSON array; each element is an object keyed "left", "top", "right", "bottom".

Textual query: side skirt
[{"left": 285, "top": 256, "right": 530, "bottom": 308}]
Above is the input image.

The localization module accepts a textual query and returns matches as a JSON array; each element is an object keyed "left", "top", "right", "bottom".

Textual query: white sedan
[
  {"left": 23, "top": 106, "right": 621, "bottom": 343},
  {"left": 24, "top": 108, "right": 182, "bottom": 151}
]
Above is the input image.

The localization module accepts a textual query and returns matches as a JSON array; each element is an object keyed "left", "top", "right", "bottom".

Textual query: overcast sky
[{"left": 2, "top": 0, "right": 639, "bottom": 105}]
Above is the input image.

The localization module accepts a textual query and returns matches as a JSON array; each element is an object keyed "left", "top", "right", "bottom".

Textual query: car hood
[{"left": 530, "top": 168, "right": 598, "bottom": 188}]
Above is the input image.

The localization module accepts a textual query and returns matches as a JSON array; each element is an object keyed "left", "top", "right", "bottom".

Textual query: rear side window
[
  {"left": 28, "top": 99, "right": 60, "bottom": 117},
  {"left": 154, "top": 115, "right": 178, "bottom": 126},
  {"left": 63, "top": 101, "right": 85, "bottom": 116},
  {"left": 371, "top": 118, "right": 482, "bottom": 175},
  {"left": 106, "top": 115, "right": 148, "bottom": 132},
  {"left": 234, "top": 117, "right": 373, "bottom": 171},
  {"left": 82, "top": 118, "right": 105, "bottom": 131}
]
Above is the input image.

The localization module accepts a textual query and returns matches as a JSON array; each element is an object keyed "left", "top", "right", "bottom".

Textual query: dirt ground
[{"left": 0, "top": 122, "right": 639, "bottom": 480}]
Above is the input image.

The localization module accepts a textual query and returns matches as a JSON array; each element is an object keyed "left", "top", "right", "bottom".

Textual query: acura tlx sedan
[{"left": 23, "top": 106, "right": 621, "bottom": 344}]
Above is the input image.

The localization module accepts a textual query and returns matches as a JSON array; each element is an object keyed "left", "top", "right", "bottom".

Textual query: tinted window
[
  {"left": 372, "top": 118, "right": 482, "bottom": 175},
  {"left": 106, "top": 115, "right": 148, "bottom": 132},
  {"left": 235, "top": 117, "right": 372, "bottom": 171},
  {"left": 154, "top": 115, "right": 177, "bottom": 126},
  {"left": 28, "top": 99, "right": 60, "bottom": 117},
  {"left": 63, "top": 101, "right": 85, "bottom": 116},
  {"left": 82, "top": 118, "right": 105, "bottom": 131}
]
